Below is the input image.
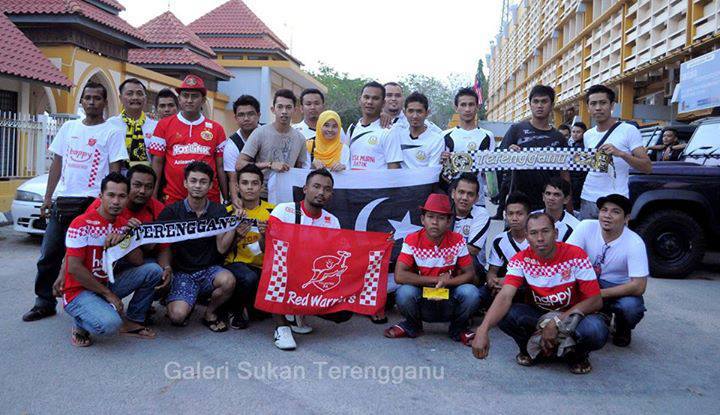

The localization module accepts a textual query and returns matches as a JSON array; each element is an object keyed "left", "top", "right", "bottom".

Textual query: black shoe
[
  {"left": 612, "top": 328, "right": 632, "bottom": 347},
  {"left": 229, "top": 312, "right": 249, "bottom": 330},
  {"left": 22, "top": 306, "right": 56, "bottom": 322}
]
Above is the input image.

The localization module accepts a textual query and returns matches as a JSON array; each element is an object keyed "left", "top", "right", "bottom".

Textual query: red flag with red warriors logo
[{"left": 255, "top": 221, "right": 393, "bottom": 316}]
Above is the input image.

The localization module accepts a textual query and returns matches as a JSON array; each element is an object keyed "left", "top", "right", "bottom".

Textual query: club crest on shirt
[
  {"left": 560, "top": 268, "right": 572, "bottom": 281},
  {"left": 368, "top": 136, "right": 378, "bottom": 145},
  {"left": 88, "top": 138, "right": 96, "bottom": 146},
  {"left": 462, "top": 225, "right": 471, "bottom": 235},
  {"left": 443, "top": 253, "right": 455, "bottom": 265},
  {"left": 467, "top": 142, "right": 477, "bottom": 151},
  {"left": 200, "top": 130, "right": 213, "bottom": 141},
  {"left": 415, "top": 150, "right": 427, "bottom": 161}
]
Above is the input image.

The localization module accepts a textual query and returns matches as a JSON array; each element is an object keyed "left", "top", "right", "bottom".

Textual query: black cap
[{"left": 596, "top": 194, "right": 632, "bottom": 216}]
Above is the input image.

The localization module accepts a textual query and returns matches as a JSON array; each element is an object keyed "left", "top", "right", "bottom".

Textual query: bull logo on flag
[{"left": 302, "top": 251, "right": 351, "bottom": 292}]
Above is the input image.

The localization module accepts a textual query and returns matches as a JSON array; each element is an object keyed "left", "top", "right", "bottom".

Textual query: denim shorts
[{"left": 167, "top": 265, "right": 225, "bottom": 307}]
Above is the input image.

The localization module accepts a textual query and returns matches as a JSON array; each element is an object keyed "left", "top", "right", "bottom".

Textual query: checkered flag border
[
  {"left": 264, "top": 239, "right": 290, "bottom": 303},
  {"left": 358, "top": 250, "right": 385, "bottom": 306}
]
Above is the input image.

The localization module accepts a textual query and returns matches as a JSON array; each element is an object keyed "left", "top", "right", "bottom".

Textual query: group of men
[{"left": 20, "top": 72, "right": 652, "bottom": 374}]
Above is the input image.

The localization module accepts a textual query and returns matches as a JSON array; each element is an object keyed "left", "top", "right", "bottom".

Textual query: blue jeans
[
  {"left": 498, "top": 303, "right": 609, "bottom": 358},
  {"left": 33, "top": 206, "right": 67, "bottom": 309},
  {"left": 599, "top": 280, "right": 646, "bottom": 331},
  {"left": 395, "top": 283, "right": 483, "bottom": 337},
  {"left": 63, "top": 261, "right": 162, "bottom": 334},
  {"left": 223, "top": 262, "right": 261, "bottom": 312},
  {"left": 110, "top": 261, "right": 163, "bottom": 323}
]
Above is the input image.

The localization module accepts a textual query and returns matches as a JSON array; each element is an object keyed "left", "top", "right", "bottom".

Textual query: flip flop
[
  {"left": 383, "top": 324, "right": 422, "bottom": 339},
  {"left": 202, "top": 317, "right": 228, "bottom": 333},
  {"left": 121, "top": 326, "right": 157, "bottom": 339},
  {"left": 569, "top": 358, "right": 592, "bottom": 375},
  {"left": 515, "top": 353, "right": 535, "bottom": 366},
  {"left": 71, "top": 328, "right": 92, "bottom": 347}
]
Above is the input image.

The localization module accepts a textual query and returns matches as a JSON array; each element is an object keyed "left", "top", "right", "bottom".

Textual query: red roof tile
[
  {"left": 0, "top": 13, "right": 72, "bottom": 88},
  {"left": 0, "top": 0, "right": 144, "bottom": 42},
  {"left": 93, "top": 0, "right": 125, "bottom": 11},
  {"left": 188, "top": 0, "right": 287, "bottom": 49},
  {"left": 139, "top": 11, "right": 215, "bottom": 57},
  {"left": 200, "top": 35, "right": 282, "bottom": 50},
  {"left": 128, "top": 48, "right": 233, "bottom": 79}
]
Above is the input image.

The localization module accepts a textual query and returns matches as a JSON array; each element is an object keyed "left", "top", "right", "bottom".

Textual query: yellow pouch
[{"left": 422, "top": 287, "right": 449, "bottom": 300}]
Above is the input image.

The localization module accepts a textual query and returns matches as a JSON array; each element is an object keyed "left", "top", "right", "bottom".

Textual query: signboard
[{"left": 678, "top": 49, "right": 720, "bottom": 113}]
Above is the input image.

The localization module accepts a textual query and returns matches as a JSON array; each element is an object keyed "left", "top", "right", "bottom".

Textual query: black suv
[{"left": 629, "top": 117, "right": 720, "bottom": 278}]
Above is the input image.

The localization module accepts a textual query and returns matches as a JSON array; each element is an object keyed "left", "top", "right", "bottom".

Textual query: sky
[{"left": 120, "top": 0, "right": 504, "bottom": 85}]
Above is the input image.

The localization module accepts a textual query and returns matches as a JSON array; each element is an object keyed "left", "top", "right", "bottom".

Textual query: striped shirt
[{"left": 398, "top": 229, "right": 472, "bottom": 277}]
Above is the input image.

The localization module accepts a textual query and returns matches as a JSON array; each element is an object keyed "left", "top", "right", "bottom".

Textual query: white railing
[{"left": 0, "top": 112, "right": 77, "bottom": 179}]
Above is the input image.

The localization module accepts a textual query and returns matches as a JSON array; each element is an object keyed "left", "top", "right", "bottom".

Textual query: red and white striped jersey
[
  {"left": 398, "top": 229, "right": 472, "bottom": 278},
  {"left": 504, "top": 242, "right": 600, "bottom": 311}
]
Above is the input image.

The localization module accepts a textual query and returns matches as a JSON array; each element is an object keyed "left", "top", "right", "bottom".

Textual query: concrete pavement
[{"left": 1, "top": 224, "right": 719, "bottom": 414}]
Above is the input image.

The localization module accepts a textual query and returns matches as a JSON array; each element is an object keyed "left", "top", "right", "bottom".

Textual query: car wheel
[{"left": 635, "top": 210, "right": 705, "bottom": 278}]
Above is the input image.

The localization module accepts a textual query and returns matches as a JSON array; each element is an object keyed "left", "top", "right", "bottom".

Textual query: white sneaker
[
  {"left": 273, "top": 326, "right": 296, "bottom": 350},
  {"left": 286, "top": 314, "right": 313, "bottom": 334}
]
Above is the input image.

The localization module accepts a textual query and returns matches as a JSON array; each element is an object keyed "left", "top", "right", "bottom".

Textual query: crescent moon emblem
[{"left": 354, "top": 197, "right": 389, "bottom": 231}]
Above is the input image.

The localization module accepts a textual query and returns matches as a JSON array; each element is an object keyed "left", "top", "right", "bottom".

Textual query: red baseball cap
[
  {"left": 176, "top": 74, "right": 206, "bottom": 96},
  {"left": 419, "top": 193, "right": 452, "bottom": 215}
]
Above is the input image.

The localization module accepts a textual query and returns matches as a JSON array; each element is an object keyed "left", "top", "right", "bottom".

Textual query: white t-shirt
[
  {"left": 454, "top": 205, "right": 491, "bottom": 266},
  {"left": 531, "top": 209, "right": 580, "bottom": 241},
  {"left": 443, "top": 126, "right": 496, "bottom": 205},
  {"left": 48, "top": 119, "right": 128, "bottom": 198},
  {"left": 106, "top": 114, "right": 157, "bottom": 162},
  {"left": 581, "top": 122, "right": 643, "bottom": 202},
  {"left": 394, "top": 127, "right": 444, "bottom": 169},
  {"left": 566, "top": 220, "right": 649, "bottom": 285},
  {"left": 488, "top": 231, "right": 529, "bottom": 268},
  {"left": 393, "top": 112, "right": 443, "bottom": 134},
  {"left": 270, "top": 201, "right": 341, "bottom": 229},
  {"left": 223, "top": 129, "right": 250, "bottom": 172},
  {"left": 347, "top": 119, "right": 403, "bottom": 170}
]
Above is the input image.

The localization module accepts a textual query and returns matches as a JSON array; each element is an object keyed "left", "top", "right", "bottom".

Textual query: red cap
[
  {"left": 419, "top": 193, "right": 452, "bottom": 215},
  {"left": 176, "top": 74, "right": 206, "bottom": 96}
]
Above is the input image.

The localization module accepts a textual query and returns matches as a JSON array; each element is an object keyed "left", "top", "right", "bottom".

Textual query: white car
[{"left": 11, "top": 174, "right": 48, "bottom": 235}]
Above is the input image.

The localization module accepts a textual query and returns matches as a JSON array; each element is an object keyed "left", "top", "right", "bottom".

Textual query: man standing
[
  {"left": 268, "top": 169, "right": 349, "bottom": 350},
  {"left": 158, "top": 161, "right": 236, "bottom": 331},
  {"left": 347, "top": 81, "right": 403, "bottom": 170},
  {"left": 451, "top": 173, "right": 492, "bottom": 284},
  {"left": 499, "top": 85, "right": 569, "bottom": 212},
  {"left": 22, "top": 82, "right": 128, "bottom": 322},
  {"left": 580, "top": 84, "right": 651, "bottom": 219},
  {"left": 558, "top": 124, "right": 571, "bottom": 145},
  {"left": 108, "top": 78, "right": 157, "bottom": 169},
  {"left": 292, "top": 88, "right": 325, "bottom": 140},
  {"left": 567, "top": 194, "right": 648, "bottom": 347},
  {"left": 155, "top": 88, "right": 179, "bottom": 120},
  {"left": 532, "top": 178, "right": 579, "bottom": 241},
  {"left": 150, "top": 74, "right": 228, "bottom": 205},
  {"left": 224, "top": 95, "right": 261, "bottom": 208},
  {"left": 237, "top": 89, "right": 309, "bottom": 198},
  {"left": 472, "top": 212, "right": 609, "bottom": 374},
  {"left": 486, "top": 193, "right": 531, "bottom": 294},
  {"left": 395, "top": 92, "right": 444, "bottom": 169},
  {"left": 569, "top": 122, "right": 587, "bottom": 148},
  {"left": 62, "top": 173, "right": 161, "bottom": 346},
  {"left": 222, "top": 164, "right": 274, "bottom": 330},
  {"left": 383, "top": 82, "right": 442, "bottom": 133},
  {"left": 568, "top": 122, "right": 588, "bottom": 208},
  {"left": 384, "top": 193, "right": 480, "bottom": 341},
  {"left": 443, "top": 87, "right": 496, "bottom": 205}
]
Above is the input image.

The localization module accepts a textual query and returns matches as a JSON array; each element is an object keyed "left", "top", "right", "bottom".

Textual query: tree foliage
[{"left": 475, "top": 59, "right": 489, "bottom": 120}]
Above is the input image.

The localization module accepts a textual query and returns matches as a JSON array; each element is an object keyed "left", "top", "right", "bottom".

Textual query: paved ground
[{"left": 1, "top": 222, "right": 719, "bottom": 414}]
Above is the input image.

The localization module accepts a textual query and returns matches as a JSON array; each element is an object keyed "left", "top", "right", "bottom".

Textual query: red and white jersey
[
  {"left": 149, "top": 113, "right": 226, "bottom": 204},
  {"left": 398, "top": 229, "right": 472, "bottom": 278},
  {"left": 63, "top": 209, "right": 128, "bottom": 305},
  {"left": 504, "top": 242, "right": 600, "bottom": 311},
  {"left": 269, "top": 201, "right": 340, "bottom": 229}
]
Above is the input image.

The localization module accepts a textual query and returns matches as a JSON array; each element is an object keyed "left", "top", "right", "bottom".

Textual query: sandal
[
  {"left": 384, "top": 324, "right": 421, "bottom": 339},
  {"left": 71, "top": 328, "right": 92, "bottom": 347},
  {"left": 515, "top": 353, "right": 535, "bottom": 367},
  {"left": 121, "top": 326, "right": 157, "bottom": 339},
  {"left": 569, "top": 357, "right": 593, "bottom": 375},
  {"left": 202, "top": 317, "right": 228, "bottom": 333}
]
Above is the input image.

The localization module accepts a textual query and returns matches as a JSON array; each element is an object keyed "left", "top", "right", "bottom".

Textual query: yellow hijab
[{"left": 307, "top": 110, "right": 344, "bottom": 167}]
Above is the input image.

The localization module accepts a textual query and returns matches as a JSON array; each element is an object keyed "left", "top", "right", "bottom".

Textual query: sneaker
[
  {"left": 286, "top": 314, "right": 313, "bottom": 334},
  {"left": 273, "top": 326, "right": 297, "bottom": 350}
]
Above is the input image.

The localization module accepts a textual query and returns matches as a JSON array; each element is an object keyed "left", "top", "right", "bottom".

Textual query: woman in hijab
[{"left": 307, "top": 110, "right": 350, "bottom": 171}]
